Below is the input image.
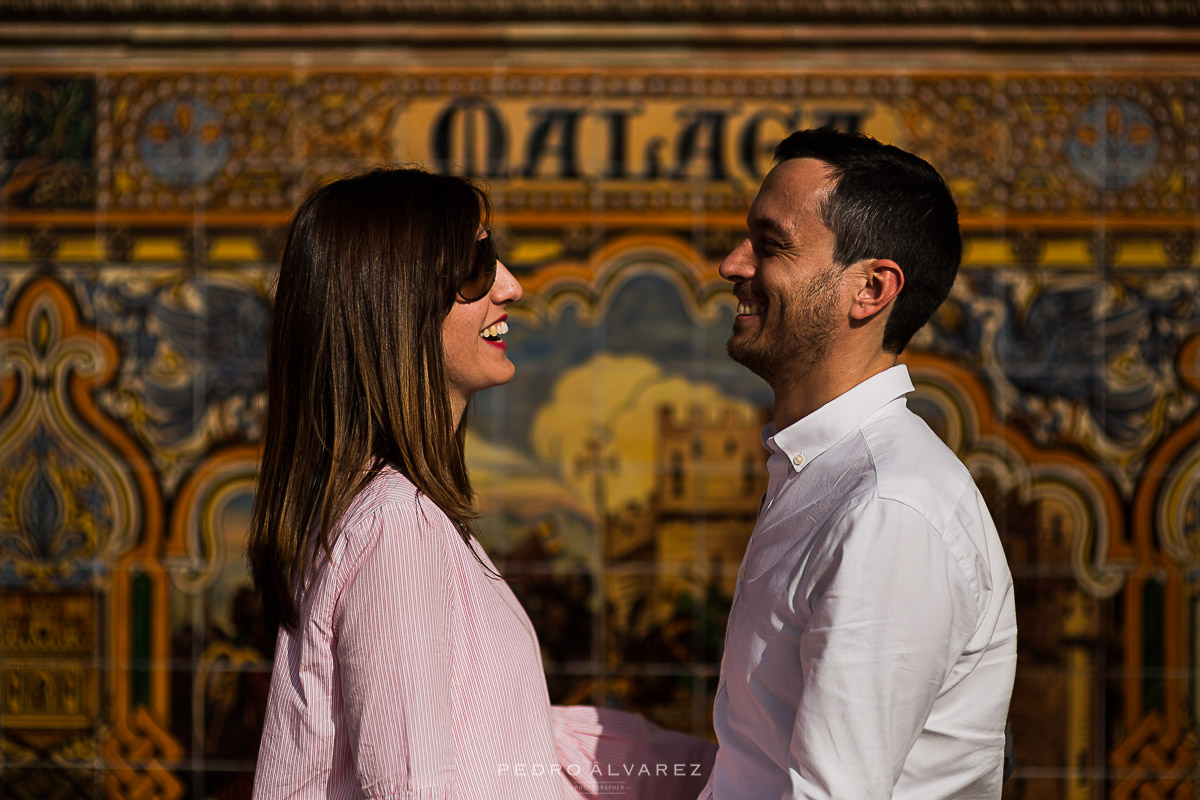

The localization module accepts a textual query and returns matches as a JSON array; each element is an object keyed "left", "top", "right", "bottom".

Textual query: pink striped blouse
[{"left": 252, "top": 467, "right": 715, "bottom": 800}]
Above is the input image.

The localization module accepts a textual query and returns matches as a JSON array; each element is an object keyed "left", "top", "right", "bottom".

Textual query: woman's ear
[{"left": 849, "top": 258, "right": 904, "bottom": 321}]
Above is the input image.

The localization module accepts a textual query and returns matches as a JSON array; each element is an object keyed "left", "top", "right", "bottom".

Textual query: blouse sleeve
[
  {"left": 333, "top": 500, "right": 457, "bottom": 799},
  {"left": 552, "top": 705, "right": 717, "bottom": 800}
]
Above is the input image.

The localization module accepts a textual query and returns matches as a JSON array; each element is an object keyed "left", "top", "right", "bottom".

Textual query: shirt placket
[{"left": 717, "top": 447, "right": 789, "bottom": 684}]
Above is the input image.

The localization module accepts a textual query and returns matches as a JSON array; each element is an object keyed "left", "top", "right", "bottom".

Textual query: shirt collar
[{"left": 763, "top": 364, "right": 915, "bottom": 472}]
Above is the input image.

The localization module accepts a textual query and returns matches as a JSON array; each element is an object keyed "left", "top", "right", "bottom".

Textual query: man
[{"left": 700, "top": 128, "right": 1017, "bottom": 799}]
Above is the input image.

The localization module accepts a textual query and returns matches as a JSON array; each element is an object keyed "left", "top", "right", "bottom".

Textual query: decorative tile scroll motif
[
  {"left": 906, "top": 352, "right": 1130, "bottom": 599},
  {"left": 163, "top": 444, "right": 272, "bottom": 797},
  {"left": 0, "top": 275, "right": 182, "bottom": 796},
  {"left": 1146, "top": 334, "right": 1200, "bottom": 576},
  {"left": 1112, "top": 331, "right": 1200, "bottom": 798},
  {"left": 0, "top": 276, "right": 140, "bottom": 585},
  {"left": 164, "top": 444, "right": 259, "bottom": 589},
  {"left": 79, "top": 268, "right": 270, "bottom": 493},
  {"left": 925, "top": 271, "right": 1200, "bottom": 495}
]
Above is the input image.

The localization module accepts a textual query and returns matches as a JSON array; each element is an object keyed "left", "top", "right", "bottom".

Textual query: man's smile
[
  {"left": 737, "top": 300, "right": 765, "bottom": 316},
  {"left": 734, "top": 285, "right": 767, "bottom": 318}
]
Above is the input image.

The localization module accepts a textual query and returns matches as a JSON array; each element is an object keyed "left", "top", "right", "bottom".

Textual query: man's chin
[{"left": 726, "top": 336, "right": 775, "bottom": 382}]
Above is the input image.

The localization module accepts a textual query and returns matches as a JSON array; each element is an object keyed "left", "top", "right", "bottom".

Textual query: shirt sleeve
[
  {"left": 333, "top": 499, "right": 456, "bottom": 799},
  {"left": 786, "top": 497, "right": 977, "bottom": 800},
  {"left": 550, "top": 705, "right": 717, "bottom": 799}
]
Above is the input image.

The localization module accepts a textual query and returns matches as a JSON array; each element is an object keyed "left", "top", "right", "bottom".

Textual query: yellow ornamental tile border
[
  {"left": 1041, "top": 239, "right": 1094, "bottom": 269},
  {"left": 131, "top": 239, "right": 184, "bottom": 262},
  {"left": 0, "top": 237, "right": 26, "bottom": 262},
  {"left": 208, "top": 237, "right": 260, "bottom": 262},
  {"left": 961, "top": 238, "right": 1009, "bottom": 267},
  {"left": 1118, "top": 239, "right": 1170, "bottom": 269},
  {"left": 508, "top": 237, "right": 565, "bottom": 264},
  {"left": 0, "top": 231, "right": 1196, "bottom": 269},
  {"left": 55, "top": 236, "right": 102, "bottom": 262}
]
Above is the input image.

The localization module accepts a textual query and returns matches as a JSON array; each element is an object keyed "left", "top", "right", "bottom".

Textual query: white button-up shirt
[{"left": 701, "top": 365, "right": 1017, "bottom": 800}]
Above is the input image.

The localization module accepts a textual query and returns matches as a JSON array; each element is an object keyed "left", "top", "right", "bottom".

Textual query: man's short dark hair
[{"left": 774, "top": 128, "right": 962, "bottom": 354}]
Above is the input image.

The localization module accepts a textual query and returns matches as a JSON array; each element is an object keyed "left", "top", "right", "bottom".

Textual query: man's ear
[{"left": 849, "top": 258, "right": 903, "bottom": 321}]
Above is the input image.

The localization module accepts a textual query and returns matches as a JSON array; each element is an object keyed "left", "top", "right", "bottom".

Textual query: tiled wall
[{"left": 1, "top": 62, "right": 1198, "bottom": 799}]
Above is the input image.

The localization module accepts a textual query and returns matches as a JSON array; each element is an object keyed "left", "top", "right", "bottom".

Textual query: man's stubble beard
[{"left": 726, "top": 264, "right": 843, "bottom": 388}]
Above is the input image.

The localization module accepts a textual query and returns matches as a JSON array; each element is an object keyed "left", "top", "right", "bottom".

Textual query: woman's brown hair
[{"left": 248, "top": 167, "right": 491, "bottom": 632}]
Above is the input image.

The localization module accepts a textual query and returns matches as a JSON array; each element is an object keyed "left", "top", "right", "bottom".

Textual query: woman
[{"left": 248, "top": 167, "right": 714, "bottom": 799}]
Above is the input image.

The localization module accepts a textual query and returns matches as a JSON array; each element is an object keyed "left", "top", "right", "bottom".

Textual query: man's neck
[{"left": 770, "top": 350, "right": 899, "bottom": 431}]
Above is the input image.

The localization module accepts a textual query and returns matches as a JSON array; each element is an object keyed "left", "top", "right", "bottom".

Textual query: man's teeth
[
  {"left": 737, "top": 302, "right": 764, "bottom": 316},
  {"left": 480, "top": 320, "right": 509, "bottom": 340}
]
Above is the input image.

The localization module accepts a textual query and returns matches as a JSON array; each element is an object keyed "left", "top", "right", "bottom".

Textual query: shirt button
[{"left": 793, "top": 454, "right": 805, "bottom": 466}]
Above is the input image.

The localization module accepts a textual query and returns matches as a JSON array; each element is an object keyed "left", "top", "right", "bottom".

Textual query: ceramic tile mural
[{"left": 1, "top": 63, "right": 1199, "bottom": 800}]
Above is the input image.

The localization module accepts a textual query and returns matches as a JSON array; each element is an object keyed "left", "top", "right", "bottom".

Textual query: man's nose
[{"left": 719, "top": 238, "right": 755, "bottom": 282}]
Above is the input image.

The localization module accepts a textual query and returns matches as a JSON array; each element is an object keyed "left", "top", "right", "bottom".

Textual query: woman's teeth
[{"left": 480, "top": 320, "right": 509, "bottom": 340}]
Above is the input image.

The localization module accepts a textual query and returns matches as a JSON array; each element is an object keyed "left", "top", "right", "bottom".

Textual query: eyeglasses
[{"left": 457, "top": 233, "right": 498, "bottom": 303}]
